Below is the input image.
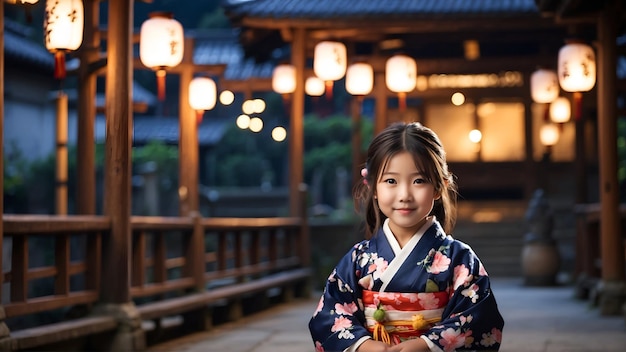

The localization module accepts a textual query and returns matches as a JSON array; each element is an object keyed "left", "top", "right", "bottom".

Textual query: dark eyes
[{"left": 382, "top": 178, "right": 425, "bottom": 184}]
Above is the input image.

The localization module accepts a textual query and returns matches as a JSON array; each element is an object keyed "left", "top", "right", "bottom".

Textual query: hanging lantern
[
  {"left": 313, "top": 41, "right": 347, "bottom": 98},
  {"left": 140, "top": 12, "right": 184, "bottom": 101},
  {"left": 530, "top": 69, "right": 559, "bottom": 104},
  {"left": 386, "top": 54, "right": 416, "bottom": 111},
  {"left": 558, "top": 41, "right": 596, "bottom": 121},
  {"left": 558, "top": 42, "right": 596, "bottom": 93},
  {"left": 346, "top": 62, "right": 373, "bottom": 96},
  {"left": 539, "top": 123, "right": 560, "bottom": 147},
  {"left": 272, "top": 64, "right": 296, "bottom": 95},
  {"left": 189, "top": 77, "right": 216, "bottom": 124},
  {"left": 44, "top": 0, "right": 84, "bottom": 80},
  {"left": 549, "top": 96, "right": 571, "bottom": 124},
  {"left": 305, "top": 76, "right": 325, "bottom": 97}
]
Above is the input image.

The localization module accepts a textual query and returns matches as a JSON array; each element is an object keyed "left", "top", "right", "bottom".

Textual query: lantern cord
[
  {"left": 398, "top": 92, "right": 407, "bottom": 112},
  {"left": 325, "top": 81, "right": 333, "bottom": 100},
  {"left": 54, "top": 51, "right": 66, "bottom": 80},
  {"left": 573, "top": 92, "right": 582, "bottom": 121},
  {"left": 196, "top": 110, "right": 204, "bottom": 125},
  {"left": 157, "top": 69, "right": 167, "bottom": 101}
]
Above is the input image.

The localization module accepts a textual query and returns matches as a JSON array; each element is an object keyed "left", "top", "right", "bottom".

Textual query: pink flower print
[
  {"left": 335, "top": 302, "right": 358, "bottom": 316},
  {"left": 331, "top": 316, "right": 353, "bottom": 332},
  {"left": 314, "top": 296, "right": 324, "bottom": 316},
  {"left": 315, "top": 341, "right": 325, "bottom": 352},
  {"left": 480, "top": 330, "right": 499, "bottom": 347},
  {"left": 453, "top": 264, "right": 470, "bottom": 290},
  {"left": 378, "top": 292, "right": 396, "bottom": 300},
  {"left": 459, "top": 314, "right": 474, "bottom": 326},
  {"left": 462, "top": 284, "right": 480, "bottom": 303},
  {"left": 358, "top": 275, "right": 373, "bottom": 290},
  {"left": 418, "top": 293, "right": 440, "bottom": 310},
  {"left": 428, "top": 251, "right": 451, "bottom": 274},
  {"left": 440, "top": 328, "right": 466, "bottom": 352}
]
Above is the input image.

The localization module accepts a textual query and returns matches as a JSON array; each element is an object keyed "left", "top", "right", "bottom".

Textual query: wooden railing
[{"left": 0, "top": 210, "right": 311, "bottom": 350}]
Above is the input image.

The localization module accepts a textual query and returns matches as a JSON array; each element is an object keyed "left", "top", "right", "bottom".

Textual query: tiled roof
[
  {"left": 192, "top": 29, "right": 274, "bottom": 80},
  {"left": 223, "top": 0, "right": 540, "bottom": 19},
  {"left": 97, "top": 116, "right": 229, "bottom": 147},
  {"left": 4, "top": 20, "right": 54, "bottom": 71}
]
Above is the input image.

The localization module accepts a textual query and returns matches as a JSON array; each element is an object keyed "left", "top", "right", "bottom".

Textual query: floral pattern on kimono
[{"left": 308, "top": 218, "right": 504, "bottom": 352}]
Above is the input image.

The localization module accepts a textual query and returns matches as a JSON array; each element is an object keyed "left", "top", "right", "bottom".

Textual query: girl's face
[{"left": 375, "top": 151, "right": 438, "bottom": 239}]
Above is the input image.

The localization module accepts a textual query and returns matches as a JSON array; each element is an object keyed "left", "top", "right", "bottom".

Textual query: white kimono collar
[{"left": 379, "top": 216, "right": 434, "bottom": 292}]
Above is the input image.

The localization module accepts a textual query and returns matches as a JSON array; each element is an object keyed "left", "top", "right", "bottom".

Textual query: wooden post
[
  {"left": 76, "top": 0, "right": 100, "bottom": 215},
  {"left": 374, "top": 70, "right": 387, "bottom": 135},
  {"left": 103, "top": 0, "right": 133, "bottom": 304},
  {"left": 56, "top": 93, "right": 68, "bottom": 215},
  {"left": 351, "top": 97, "right": 364, "bottom": 186},
  {"left": 596, "top": 1, "right": 625, "bottom": 315},
  {"left": 289, "top": 28, "right": 306, "bottom": 216},
  {"left": 179, "top": 37, "right": 199, "bottom": 216}
]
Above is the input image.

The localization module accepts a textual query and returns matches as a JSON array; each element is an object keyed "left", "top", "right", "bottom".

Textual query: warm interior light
[
  {"left": 252, "top": 99, "right": 266, "bottom": 114},
  {"left": 549, "top": 96, "right": 571, "bottom": 123},
  {"left": 530, "top": 69, "right": 559, "bottom": 103},
  {"left": 140, "top": 12, "right": 184, "bottom": 101},
  {"left": 558, "top": 42, "right": 596, "bottom": 93},
  {"left": 219, "top": 90, "right": 235, "bottom": 105},
  {"left": 305, "top": 76, "right": 325, "bottom": 97},
  {"left": 242, "top": 100, "right": 255, "bottom": 115},
  {"left": 44, "top": 0, "right": 84, "bottom": 79},
  {"left": 451, "top": 92, "right": 465, "bottom": 106},
  {"left": 272, "top": 126, "right": 287, "bottom": 142},
  {"left": 468, "top": 129, "right": 482, "bottom": 143},
  {"left": 346, "top": 62, "right": 373, "bottom": 96},
  {"left": 539, "top": 123, "right": 560, "bottom": 146},
  {"left": 272, "top": 64, "right": 296, "bottom": 95}
]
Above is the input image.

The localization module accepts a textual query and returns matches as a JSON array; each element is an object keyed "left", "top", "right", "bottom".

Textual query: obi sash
[{"left": 362, "top": 289, "right": 449, "bottom": 345}]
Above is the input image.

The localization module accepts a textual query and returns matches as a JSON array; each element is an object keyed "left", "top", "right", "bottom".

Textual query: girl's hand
[
  {"left": 388, "top": 338, "right": 430, "bottom": 352},
  {"left": 356, "top": 339, "right": 394, "bottom": 352}
]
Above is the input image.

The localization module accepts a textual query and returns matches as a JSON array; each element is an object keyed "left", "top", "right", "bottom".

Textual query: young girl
[{"left": 309, "top": 122, "right": 504, "bottom": 352}]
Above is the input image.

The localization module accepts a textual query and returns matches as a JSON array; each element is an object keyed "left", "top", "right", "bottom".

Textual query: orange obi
[{"left": 362, "top": 289, "right": 449, "bottom": 345}]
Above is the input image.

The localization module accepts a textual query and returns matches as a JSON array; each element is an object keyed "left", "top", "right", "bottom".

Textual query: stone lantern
[{"left": 521, "top": 189, "right": 561, "bottom": 286}]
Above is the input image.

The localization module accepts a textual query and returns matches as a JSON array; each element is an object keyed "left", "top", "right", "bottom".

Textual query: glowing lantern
[
  {"left": 530, "top": 69, "right": 559, "bottom": 103},
  {"left": 313, "top": 41, "right": 347, "bottom": 98},
  {"left": 272, "top": 64, "right": 296, "bottom": 95},
  {"left": 558, "top": 42, "right": 596, "bottom": 120},
  {"left": 549, "top": 97, "right": 571, "bottom": 124},
  {"left": 188, "top": 77, "right": 216, "bottom": 124},
  {"left": 140, "top": 12, "right": 184, "bottom": 101},
  {"left": 44, "top": 0, "right": 84, "bottom": 79},
  {"left": 386, "top": 54, "right": 416, "bottom": 111},
  {"left": 346, "top": 62, "right": 373, "bottom": 96},
  {"left": 305, "top": 76, "right": 325, "bottom": 97},
  {"left": 540, "top": 123, "right": 560, "bottom": 147}
]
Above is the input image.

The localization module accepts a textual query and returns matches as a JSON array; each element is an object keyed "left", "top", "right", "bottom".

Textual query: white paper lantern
[
  {"left": 386, "top": 54, "right": 416, "bottom": 93},
  {"left": 386, "top": 54, "right": 416, "bottom": 110},
  {"left": 313, "top": 41, "right": 347, "bottom": 82},
  {"left": 272, "top": 64, "right": 296, "bottom": 95},
  {"left": 530, "top": 69, "right": 559, "bottom": 103},
  {"left": 539, "top": 123, "right": 560, "bottom": 146},
  {"left": 44, "top": 0, "right": 84, "bottom": 79},
  {"left": 140, "top": 12, "right": 184, "bottom": 100},
  {"left": 189, "top": 77, "right": 216, "bottom": 111},
  {"left": 549, "top": 96, "right": 571, "bottom": 124},
  {"left": 557, "top": 42, "right": 596, "bottom": 92},
  {"left": 346, "top": 62, "right": 373, "bottom": 96},
  {"left": 305, "top": 76, "right": 325, "bottom": 97}
]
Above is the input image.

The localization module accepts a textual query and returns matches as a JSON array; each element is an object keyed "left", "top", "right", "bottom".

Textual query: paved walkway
[{"left": 147, "top": 278, "right": 626, "bottom": 352}]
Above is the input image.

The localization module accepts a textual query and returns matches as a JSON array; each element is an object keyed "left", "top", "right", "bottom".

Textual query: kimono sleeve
[
  {"left": 423, "top": 245, "right": 505, "bottom": 352},
  {"left": 309, "top": 242, "right": 372, "bottom": 352}
]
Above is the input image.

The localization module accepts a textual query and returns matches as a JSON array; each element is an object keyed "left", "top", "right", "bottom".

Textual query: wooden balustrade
[{"left": 0, "top": 209, "right": 310, "bottom": 350}]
